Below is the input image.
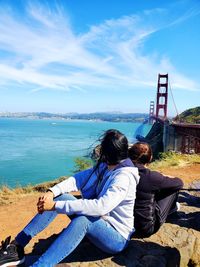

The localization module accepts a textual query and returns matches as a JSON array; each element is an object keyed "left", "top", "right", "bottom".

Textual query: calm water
[{"left": 0, "top": 118, "right": 151, "bottom": 187}]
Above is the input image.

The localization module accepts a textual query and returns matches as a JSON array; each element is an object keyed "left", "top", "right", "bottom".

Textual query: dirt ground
[
  {"left": 153, "top": 163, "right": 200, "bottom": 185},
  {"left": 0, "top": 163, "right": 200, "bottom": 254}
]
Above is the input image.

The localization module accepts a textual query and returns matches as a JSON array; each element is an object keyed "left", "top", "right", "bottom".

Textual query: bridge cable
[{"left": 168, "top": 78, "right": 180, "bottom": 121}]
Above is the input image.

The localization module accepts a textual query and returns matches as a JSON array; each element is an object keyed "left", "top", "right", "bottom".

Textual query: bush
[{"left": 73, "top": 157, "right": 92, "bottom": 173}]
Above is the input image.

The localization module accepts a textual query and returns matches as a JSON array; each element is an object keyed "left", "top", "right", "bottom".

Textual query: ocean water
[{"left": 0, "top": 118, "right": 151, "bottom": 188}]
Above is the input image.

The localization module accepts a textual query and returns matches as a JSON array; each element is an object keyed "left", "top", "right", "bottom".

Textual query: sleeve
[
  {"left": 49, "top": 167, "right": 95, "bottom": 197},
  {"left": 55, "top": 173, "right": 130, "bottom": 216},
  {"left": 150, "top": 170, "right": 183, "bottom": 192}
]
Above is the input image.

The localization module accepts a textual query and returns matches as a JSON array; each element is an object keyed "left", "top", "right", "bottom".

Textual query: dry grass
[
  {"left": 0, "top": 185, "right": 33, "bottom": 205},
  {"left": 150, "top": 152, "right": 200, "bottom": 170},
  {"left": 0, "top": 176, "right": 67, "bottom": 205}
]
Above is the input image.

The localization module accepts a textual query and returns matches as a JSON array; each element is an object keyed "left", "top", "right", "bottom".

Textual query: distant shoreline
[
  {"left": 0, "top": 112, "right": 148, "bottom": 123},
  {"left": 0, "top": 116, "right": 103, "bottom": 122}
]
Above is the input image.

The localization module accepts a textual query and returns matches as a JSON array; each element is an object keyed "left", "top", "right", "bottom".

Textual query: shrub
[{"left": 73, "top": 157, "right": 92, "bottom": 172}]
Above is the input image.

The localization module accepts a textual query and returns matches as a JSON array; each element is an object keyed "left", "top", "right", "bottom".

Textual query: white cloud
[{"left": 0, "top": 2, "right": 199, "bottom": 94}]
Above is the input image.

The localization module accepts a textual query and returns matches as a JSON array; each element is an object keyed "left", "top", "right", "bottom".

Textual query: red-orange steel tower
[
  {"left": 149, "top": 101, "right": 155, "bottom": 124},
  {"left": 156, "top": 73, "right": 168, "bottom": 119}
]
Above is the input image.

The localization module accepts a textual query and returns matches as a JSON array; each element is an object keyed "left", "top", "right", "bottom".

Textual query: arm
[
  {"left": 150, "top": 170, "right": 183, "bottom": 192},
  {"left": 37, "top": 167, "right": 96, "bottom": 213},
  {"left": 49, "top": 167, "right": 95, "bottom": 197},
  {"left": 55, "top": 173, "right": 131, "bottom": 216}
]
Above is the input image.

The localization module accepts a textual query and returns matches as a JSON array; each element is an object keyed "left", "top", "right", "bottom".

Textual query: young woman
[
  {"left": 129, "top": 142, "right": 183, "bottom": 237},
  {"left": 0, "top": 129, "right": 140, "bottom": 267}
]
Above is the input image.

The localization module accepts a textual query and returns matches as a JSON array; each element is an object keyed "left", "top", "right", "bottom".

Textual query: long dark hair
[
  {"left": 128, "top": 142, "right": 152, "bottom": 165},
  {"left": 81, "top": 129, "right": 128, "bottom": 192},
  {"left": 98, "top": 129, "right": 128, "bottom": 165}
]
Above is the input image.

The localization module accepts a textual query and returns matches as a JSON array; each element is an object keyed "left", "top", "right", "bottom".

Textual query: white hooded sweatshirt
[{"left": 50, "top": 160, "right": 140, "bottom": 240}]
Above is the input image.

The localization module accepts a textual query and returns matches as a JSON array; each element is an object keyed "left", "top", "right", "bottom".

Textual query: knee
[
  {"left": 69, "top": 215, "right": 92, "bottom": 231},
  {"left": 70, "top": 216, "right": 101, "bottom": 235},
  {"left": 72, "top": 215, "right": 89, "bottom": 224}
]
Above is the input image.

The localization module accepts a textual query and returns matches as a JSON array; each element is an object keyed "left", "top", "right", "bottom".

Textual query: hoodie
[{"left": 50, "top": 159, "right": 140, "bottom": 240}]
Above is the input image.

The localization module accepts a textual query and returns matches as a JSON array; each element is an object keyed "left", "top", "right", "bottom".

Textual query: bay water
[{"left": 0, "top": 118, "right": 151, "bottom": 188}]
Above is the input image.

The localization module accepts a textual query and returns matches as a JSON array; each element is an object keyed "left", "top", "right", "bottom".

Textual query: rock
[{"left": 25, "top": 188, "right": 200, "bottom": 267}]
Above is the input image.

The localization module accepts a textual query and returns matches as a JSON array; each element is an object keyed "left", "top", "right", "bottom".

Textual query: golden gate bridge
[{"left": 135, "top": 74, "right": 200, "bottom": 156}]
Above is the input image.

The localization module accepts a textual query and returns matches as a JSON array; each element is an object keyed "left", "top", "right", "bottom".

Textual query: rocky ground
[{"left": 0, "top": 164, "right": 200, "bottom": 267}]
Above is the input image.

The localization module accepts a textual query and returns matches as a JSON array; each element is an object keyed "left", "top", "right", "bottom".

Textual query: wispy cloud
[
  {"left": 0, "top": 1, "right": 199, "bottom": 93},
  {"left": 168, "top": 5, "right": 200, "bottom": 27}
]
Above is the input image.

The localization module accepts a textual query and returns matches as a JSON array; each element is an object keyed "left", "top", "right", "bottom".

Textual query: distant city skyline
[{"left": 0, "top": 0, "right": 199, "bottom": 116}]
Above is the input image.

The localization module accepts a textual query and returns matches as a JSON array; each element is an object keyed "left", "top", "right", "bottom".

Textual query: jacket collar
[{"left": 114, "top": 158, "right": 134, "bottom": 170}]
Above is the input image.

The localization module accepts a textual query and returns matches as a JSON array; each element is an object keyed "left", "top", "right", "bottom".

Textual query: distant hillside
[
  {"left": 174, "top": 106, "right": 200, "bottom": 123},
  {"left": 67, "top": 112, "right": 148, "bottom": 122},
  {"left": 0, "top": 112, "right": 148, "bottom": 123}
]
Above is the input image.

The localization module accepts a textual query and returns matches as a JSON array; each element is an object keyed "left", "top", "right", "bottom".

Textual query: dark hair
[
  {"left": 97, "top": 129, "right": 128, "bottom": 165},
  {"left": 81, "top": 129, "right": 128, "bottom": 192},
  {"left": 128, "top": 142, "right": 152, "bottom": 165}
]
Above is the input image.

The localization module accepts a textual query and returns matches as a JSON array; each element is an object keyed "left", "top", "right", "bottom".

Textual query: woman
[
  {"left": 0, "top": 129, "right": 140, "bottom": 267},
  {"left": 129, "top": 142, "right": 183, "bottom": 237}
]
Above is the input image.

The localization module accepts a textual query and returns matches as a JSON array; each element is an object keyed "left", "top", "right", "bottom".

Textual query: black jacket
[{"left": 134, "top": 163, "right": 183, "bottom": 237}]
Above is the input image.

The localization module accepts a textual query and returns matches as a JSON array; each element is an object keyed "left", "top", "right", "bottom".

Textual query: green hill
[{"left": 174, "top": 106, "right": 200, "bottom": 123}]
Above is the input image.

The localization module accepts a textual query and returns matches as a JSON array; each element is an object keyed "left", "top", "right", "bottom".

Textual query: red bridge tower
[
  {"left": 156, "top": 73, "right": 168, "bottom": 119},
  {"left": 149, "top": 101, "right": 155, "bottom": 124}
]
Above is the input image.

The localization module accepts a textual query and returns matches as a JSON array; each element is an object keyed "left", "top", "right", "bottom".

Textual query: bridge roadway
[{"left": 146, "top": 116, "right": 200, "bottom": 154}]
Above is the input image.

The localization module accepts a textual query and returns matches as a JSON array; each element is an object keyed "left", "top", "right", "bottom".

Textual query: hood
[{"left": 113, "top": 158, "right": 140, "bottom": 184}]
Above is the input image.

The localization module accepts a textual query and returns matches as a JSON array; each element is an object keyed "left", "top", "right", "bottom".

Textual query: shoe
[
  {"left": 176, "top": 202, "right": 181, "bottom": 211},
  {"left": 0, "top": 236, "right": 25, "bottom": 266},
  {"left": 168, "top": 202, "right": 181, "bottom": 215}
]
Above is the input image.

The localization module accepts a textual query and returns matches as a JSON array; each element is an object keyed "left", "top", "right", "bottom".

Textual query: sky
[{"left": 0, "top": 0, "right": 200, "bottom": 116}]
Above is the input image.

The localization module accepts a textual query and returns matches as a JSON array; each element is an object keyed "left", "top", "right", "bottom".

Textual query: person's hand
[
  {"left": 37, "top": 191, "right": 53, "bottom": 208},
  {"left": 41, "top": 190, "right": 54, "bottom": 201},
  {"left": 163, "top": 174, "right": 175, "bottom": 178},
  {"left": 37, "top": 191, "right": 55, "bottom": 214},
  {"left": 167, "top": 175, "right": 175, "bottom": 178}
]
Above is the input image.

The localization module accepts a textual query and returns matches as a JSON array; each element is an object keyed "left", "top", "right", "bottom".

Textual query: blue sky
[{"left": 0, "top": 0, "right": 199, "bottom": 116}]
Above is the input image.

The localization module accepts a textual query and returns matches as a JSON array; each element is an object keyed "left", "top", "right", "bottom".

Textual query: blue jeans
[{"left": 16, "top": 194, "right": 128, "bottom": 267}]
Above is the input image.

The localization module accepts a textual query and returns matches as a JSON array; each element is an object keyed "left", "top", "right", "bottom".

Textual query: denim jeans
[{"left": 16, "top": 194, "right": 128, "bottom": 267}]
